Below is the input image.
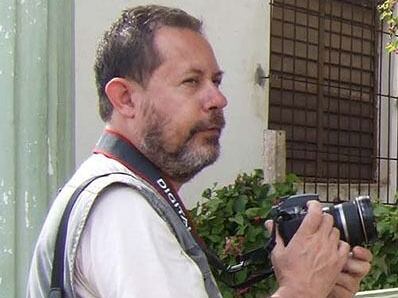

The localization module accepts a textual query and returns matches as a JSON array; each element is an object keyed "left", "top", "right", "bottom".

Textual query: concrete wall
[{"left": 75, "top": 0, "right": 271, "bottom": 207}]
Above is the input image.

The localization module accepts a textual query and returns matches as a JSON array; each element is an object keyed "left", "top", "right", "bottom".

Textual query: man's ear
[{"left": 105, "top": 78, "right": 141, "bottom": 118}]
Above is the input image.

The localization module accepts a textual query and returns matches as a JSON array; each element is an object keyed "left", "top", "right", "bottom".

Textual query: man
[{"left": 27, "top": 5, "right": 372, "bottom": 298}]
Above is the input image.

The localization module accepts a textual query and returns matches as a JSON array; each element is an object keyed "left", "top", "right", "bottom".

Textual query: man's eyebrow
[{"left": 182, "top": 69, "right": 224, "bottom": 77}]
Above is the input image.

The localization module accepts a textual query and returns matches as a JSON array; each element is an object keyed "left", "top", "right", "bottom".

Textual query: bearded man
[{"left": 27, "top": 5, "right": 371, "bottom": 298}]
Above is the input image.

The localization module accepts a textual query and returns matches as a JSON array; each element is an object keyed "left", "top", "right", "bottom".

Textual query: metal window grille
[{"left": 268, "top": 0, "right": 398, "bottom": 203}]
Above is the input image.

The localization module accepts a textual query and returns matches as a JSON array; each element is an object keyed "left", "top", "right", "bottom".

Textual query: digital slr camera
[
  {"left": 213, "top": 193, "right": 378, "bottom": 289},
  {"left": 271, "top": 194, "right": 378, "bottom": 247}
]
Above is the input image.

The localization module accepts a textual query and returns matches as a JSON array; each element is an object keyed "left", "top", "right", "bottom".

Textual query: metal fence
[{"left": 268, "top": 0, "right": 398, "bottom": 203}]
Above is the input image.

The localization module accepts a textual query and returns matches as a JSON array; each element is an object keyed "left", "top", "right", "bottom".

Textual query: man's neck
[{"left": 103, "top": 124, "right": 183, "bottom": 192}]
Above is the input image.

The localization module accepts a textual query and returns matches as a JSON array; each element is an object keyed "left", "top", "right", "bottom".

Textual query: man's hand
[
  {"left": 267, "top": 201, "right": 351, "bottom": 298},
  {"left": 327, "top": 246, "right": 373, "bottom": 298}
]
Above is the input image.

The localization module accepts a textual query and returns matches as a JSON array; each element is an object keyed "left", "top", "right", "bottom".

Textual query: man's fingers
[
  {"left": 329, "top": 226, "right": 341, "bottom": 245},
  {"left": 339, "top": 246, "right": 372, "bottom": 277},
  {"left": 343, "top": 258, "right": 371, "bottom": 277},
  {"left": 338, "top": 240, "right": 351, "bottom": 259},
  {"left": 265, "top": 220, "right": 286, "bottom": 250},
  {"left": 332, "top": 272, "right": 359, "bottom": 297},
  {"left": 351, "top": 246, "right": 373, "bottom": 262},
  {"left": 318, "top": 213, "right": 335, "bottom": 238},
  {"left": 295, "top": 200, "right": 323, "bottom": 236},
  {"left": 265, "top": 220, "right": 273, "bottom": 233}
]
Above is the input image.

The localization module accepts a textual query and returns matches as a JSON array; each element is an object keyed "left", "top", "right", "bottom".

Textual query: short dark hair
[{"left": 94, "top": 5, "right": 203, "bottom": 121}]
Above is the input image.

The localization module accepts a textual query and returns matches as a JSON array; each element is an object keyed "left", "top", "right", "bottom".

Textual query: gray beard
[{"left": 140, "top": 109, "right": 225, "bottom": 184}]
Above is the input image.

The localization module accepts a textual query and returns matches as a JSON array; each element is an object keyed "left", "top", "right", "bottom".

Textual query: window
[{"left": 269, "top": 0, "right": 377, "bottom": 183}]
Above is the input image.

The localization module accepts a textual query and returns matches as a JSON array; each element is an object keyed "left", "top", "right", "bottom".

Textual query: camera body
[{"left": 271, "top": 194, "right": 378, "bottom": 247}]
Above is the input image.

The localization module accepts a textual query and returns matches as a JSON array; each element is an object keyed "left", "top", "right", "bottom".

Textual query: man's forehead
[
  {"left": 153, "top": 26, "right": 221, "bottom": 73},
  {"left": 153, "top": 27, "right": 206, "bottom": 53}
]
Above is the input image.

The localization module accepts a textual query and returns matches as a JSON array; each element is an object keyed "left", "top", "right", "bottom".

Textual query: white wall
[{"left": 75, "top": 0, "right": 270, "bottom": 207}]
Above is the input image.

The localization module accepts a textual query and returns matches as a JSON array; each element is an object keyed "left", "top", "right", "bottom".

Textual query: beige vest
[{"left": 26, "top": 155, "right": 221, "bottom": 298}]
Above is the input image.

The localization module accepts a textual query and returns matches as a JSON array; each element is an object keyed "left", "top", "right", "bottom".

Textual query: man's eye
[
  {"left": 183, "top": 78, "right": 199, "bottom": 85},
  {"left": 213, "top": 78, "right": 222, "bottom": 88}
]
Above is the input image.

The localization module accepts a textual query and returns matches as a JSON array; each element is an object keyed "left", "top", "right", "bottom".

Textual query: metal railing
[{"left": 268, "top": 0, "right": 398, "bottom": 203}]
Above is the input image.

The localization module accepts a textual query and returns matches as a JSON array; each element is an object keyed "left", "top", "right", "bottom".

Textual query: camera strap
[
  {"left": 49, "top": 171, "right": 131, "bottom": 297},
  {"left": 93, "top": 129, "right": 193, "bottom": 231},
  {"left": 50, "top": 129, "right": 274, "bottom": 295},
  {"left": 94, "top": 130, "right": 275, "bottom": 285},
  {"left": 94, "top": 131, "right": 234, "bottom": 261}
]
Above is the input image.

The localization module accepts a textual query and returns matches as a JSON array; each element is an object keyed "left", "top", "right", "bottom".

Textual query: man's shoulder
[
  {"left": 73, "top": 154, "right": 128, "bottom": 179},
  {"left": 93, "top": 184, "right": 159, "bottom": 216},
  {"left": 63, "top": 154, "right": 140, "bottom": 190}
]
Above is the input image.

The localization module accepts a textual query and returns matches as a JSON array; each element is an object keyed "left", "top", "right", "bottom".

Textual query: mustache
[{"left": 188, "top": 110, "right": 226, "bottom": 137}]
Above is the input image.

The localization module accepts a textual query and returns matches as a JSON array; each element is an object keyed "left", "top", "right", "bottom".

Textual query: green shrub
[
  {"left": 190, "top": 170, "right": 298, "bottom": 298},
  {"left": 191, "top": 169, "right": 398, "bottom": 296},
  {"left": 361, "top": 200, "right": 398, "bottom": 291}
]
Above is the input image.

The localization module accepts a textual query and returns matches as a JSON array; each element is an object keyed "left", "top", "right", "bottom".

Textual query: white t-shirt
[{"left": 73, "top": 184, "right": 209, "bottom": 298}]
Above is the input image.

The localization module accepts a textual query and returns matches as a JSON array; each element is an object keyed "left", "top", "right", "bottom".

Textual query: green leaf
[
  {"left": 246, "top": 225, "right": 264, "bottom": 243},
  {"left": 190, "top": 169, "right": 291, "bottom": 296},
  {"left": 245, "top": 207, "right": 261, "bottom": 218},
  {"left": 230, "top": 213, "right": 245, "bottom": 226},
  {"left": 234, "top": 195, "right": 248, "bottom": 213},
  {"left": 207, "top": 234, "right": 222, "bottom": 243}
]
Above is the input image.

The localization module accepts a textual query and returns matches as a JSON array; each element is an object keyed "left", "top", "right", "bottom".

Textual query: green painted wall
[{"left": 0, "top": 1, "right": 74, "bottom": 297}]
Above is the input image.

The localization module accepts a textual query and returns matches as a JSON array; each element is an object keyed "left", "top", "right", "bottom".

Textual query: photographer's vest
[{"left": 27, "top": 154, "right": 221, "bottom": 298}]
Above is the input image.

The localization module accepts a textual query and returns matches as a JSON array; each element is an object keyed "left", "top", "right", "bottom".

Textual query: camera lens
[{"left": 325, "top": 196, "right": 378, "bottom": 246}]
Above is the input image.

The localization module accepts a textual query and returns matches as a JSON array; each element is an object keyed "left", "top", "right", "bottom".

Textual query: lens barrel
[{"left": 325, "top": 196, "right": 378, "bottom": 246}]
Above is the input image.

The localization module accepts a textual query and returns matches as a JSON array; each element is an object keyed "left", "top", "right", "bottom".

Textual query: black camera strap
[
  {"left": 50, "top": 129, "right": 274, "bottom": 296},
  {"left": 94, "top": 130, "right": 193, "bottom": 232},
  {"left": 94, "top": 130, "right": 275, "bottom": 285},
  {"left": 49, "top": 171, "right": 131, "bottom": 297}
]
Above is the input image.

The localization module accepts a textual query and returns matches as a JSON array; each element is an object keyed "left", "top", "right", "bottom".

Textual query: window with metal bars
[{"left": 269, "top": 0, "right": 377, "bottom": 183}]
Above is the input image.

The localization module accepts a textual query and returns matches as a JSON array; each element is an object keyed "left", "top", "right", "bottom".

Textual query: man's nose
[{"left": 203, "top": 85, "right": 228, "bottom": 111}]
